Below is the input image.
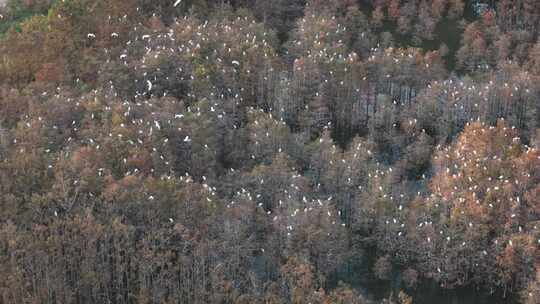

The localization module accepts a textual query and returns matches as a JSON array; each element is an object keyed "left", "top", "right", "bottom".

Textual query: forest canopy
[{"left": 0, "top": 0, "right": 538, "bottom": 304}]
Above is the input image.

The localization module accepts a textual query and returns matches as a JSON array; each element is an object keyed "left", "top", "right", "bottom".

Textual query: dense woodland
[{"left": 0, "top": 0, "right": 538, "bottom": 303}]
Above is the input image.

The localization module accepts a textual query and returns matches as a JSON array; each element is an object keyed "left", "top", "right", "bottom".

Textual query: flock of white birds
[{"left": 4, "top": 1, "right": 538, "bottom": 284}]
